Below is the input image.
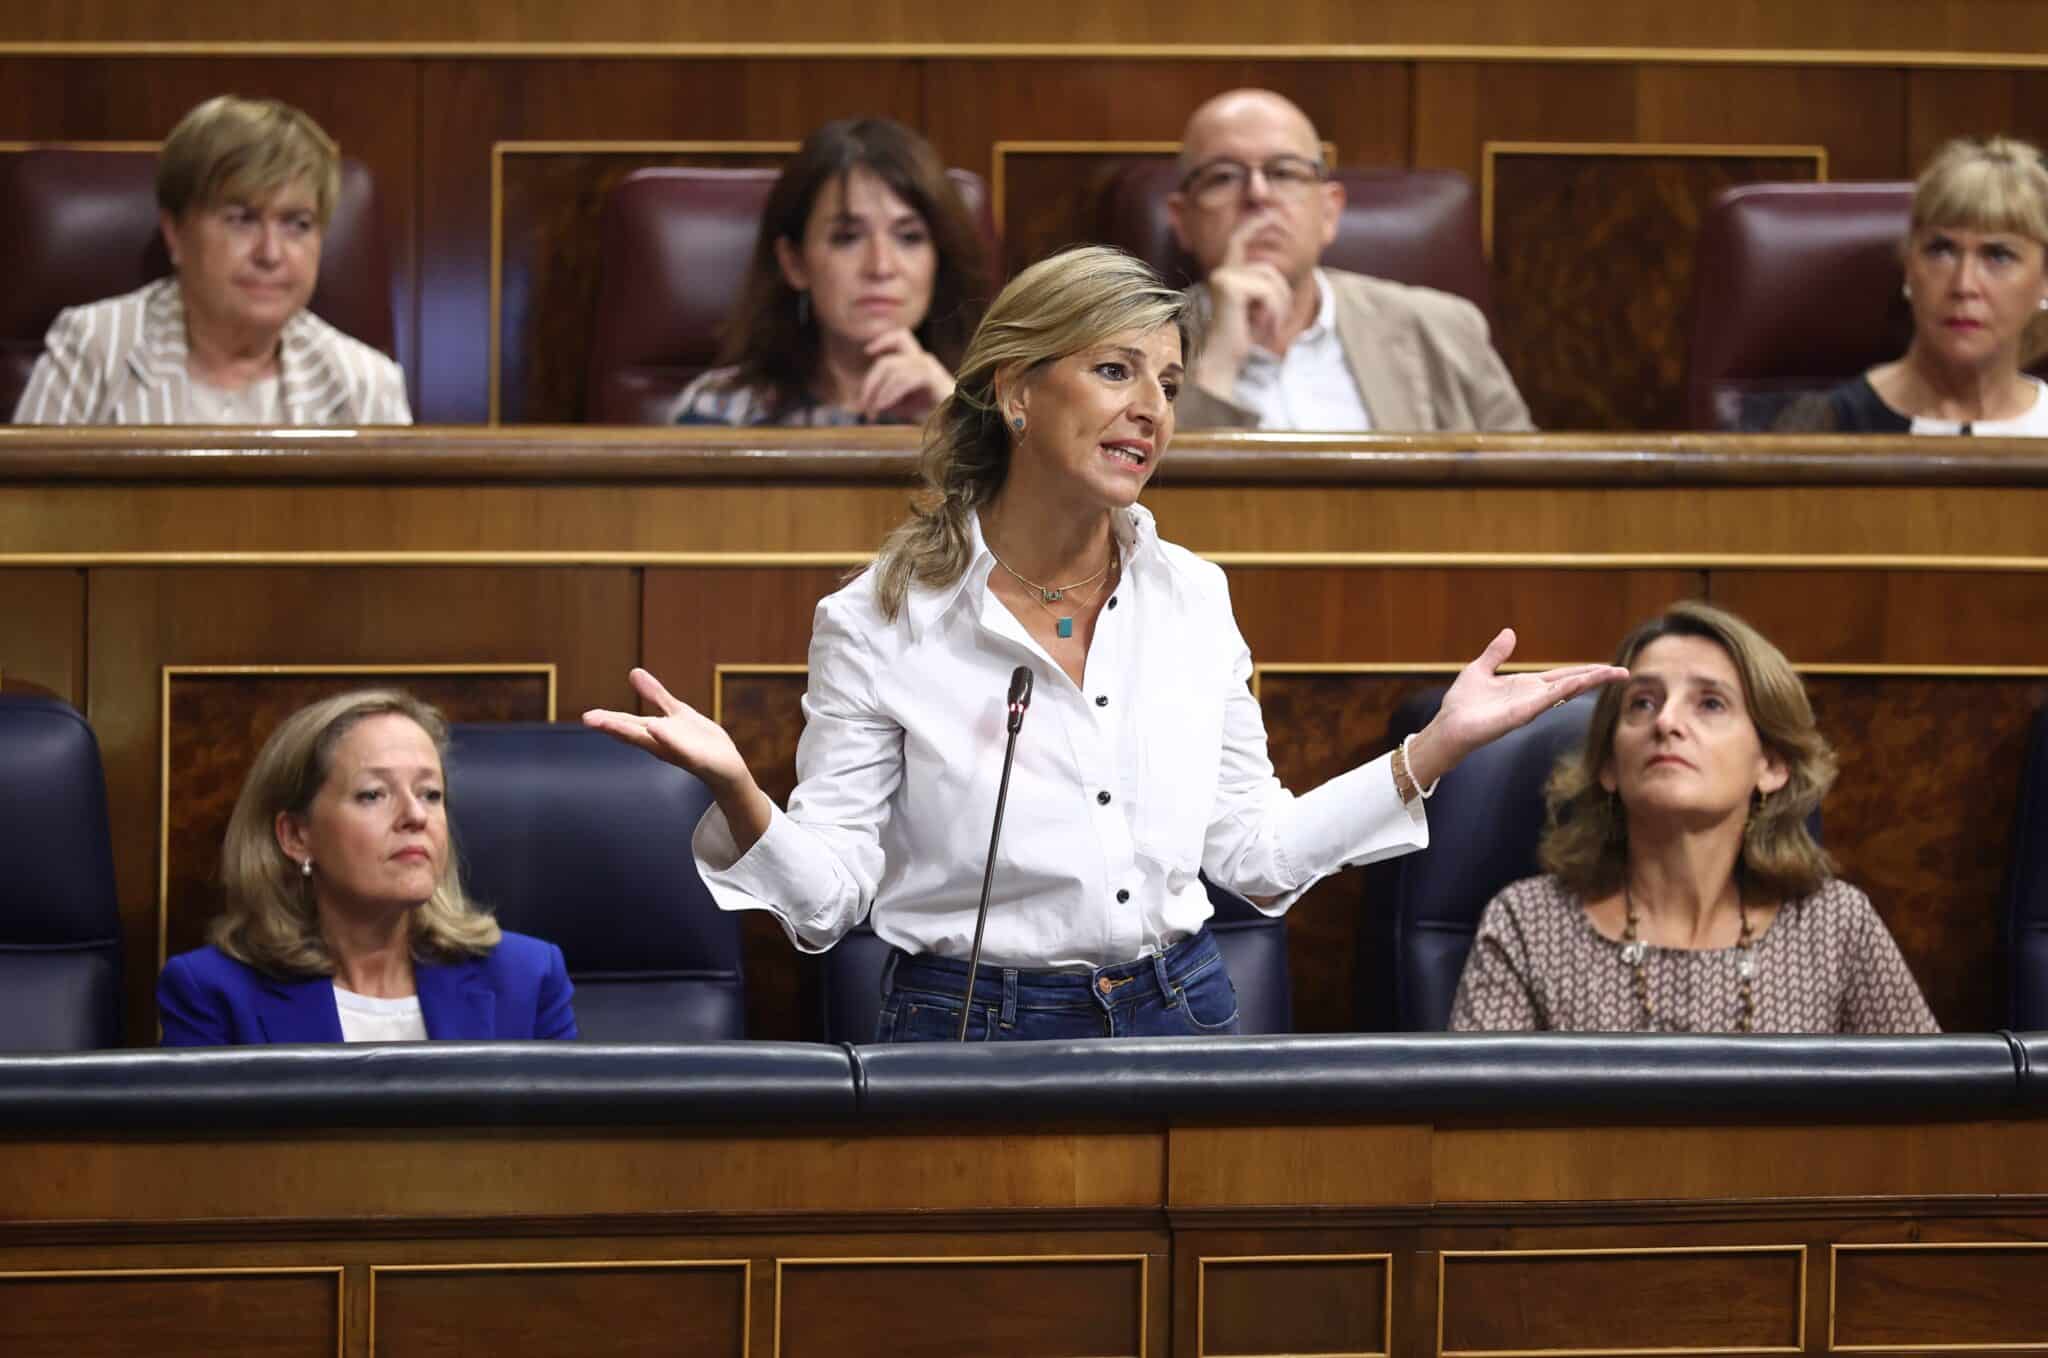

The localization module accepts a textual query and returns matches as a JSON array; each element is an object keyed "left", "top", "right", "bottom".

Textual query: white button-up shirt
[
  {"left": 693, "top": 505, "right": 1427, "bottom": 970},
  {"left": 1232, "top": 269, "right": 1373, "bottom": 432}
]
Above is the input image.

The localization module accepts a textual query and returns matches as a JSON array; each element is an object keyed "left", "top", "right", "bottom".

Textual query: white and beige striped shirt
[{"left": 12, "top": 278, "right": 411, "bottom": 426}]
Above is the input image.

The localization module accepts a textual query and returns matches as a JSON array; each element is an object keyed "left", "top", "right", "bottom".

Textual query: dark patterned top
[{"left": 1449, "top": 875, "right": 1940, "bottom": 1034}]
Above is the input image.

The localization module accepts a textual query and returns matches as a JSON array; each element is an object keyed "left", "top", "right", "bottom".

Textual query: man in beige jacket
[{"left": 1167, "top": 89, "right": 1532, "bottom": 432}]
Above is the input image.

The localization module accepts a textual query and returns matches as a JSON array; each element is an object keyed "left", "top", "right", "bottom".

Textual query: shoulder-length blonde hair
[
  {"left": 212, "top": 689, "right": 500, "bottom": 977},
  {"left": 871, "top": 244, "right": 1192, "bottom": 619},
  {"left": 1540, "top": 601, "right": 1838, "bottom": 903}
]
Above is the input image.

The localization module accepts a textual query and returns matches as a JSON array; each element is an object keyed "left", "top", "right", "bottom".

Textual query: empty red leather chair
[
  {"left": 0, "top": 147, "right": 398, "bottom": 417},
  {"left": 1093, "top": 161, "right": 1490, "bottom": 312},
  {"left": 584, "top": 166, "right": 996, "bottom": 425},
  {"left": 1685, "top": 182, "right": 1918, "bottom": 431}
]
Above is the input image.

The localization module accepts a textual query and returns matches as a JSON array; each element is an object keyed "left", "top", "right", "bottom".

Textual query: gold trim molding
[
  {"left": 0, "top": 1265, "right": 345, "bottom": 1358},
  {"left": 368, "top": 1259, "right": 750, "bottom": 1357},
  {"left": 1828, "top": 1242, "right": 2048, "bottom": 1353},
  {"left": 1196, "top": 1252, "right": 1391, "bottom": 1358}
]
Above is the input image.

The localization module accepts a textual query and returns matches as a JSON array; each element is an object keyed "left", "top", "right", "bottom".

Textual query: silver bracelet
[{"left": 1401, "top": 732, "right": 1441, "bottom": 800}]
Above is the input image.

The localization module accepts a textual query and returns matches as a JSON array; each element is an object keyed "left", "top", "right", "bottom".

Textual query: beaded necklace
[{"left": 1620, "top": 886, "right": 1758, "bottom": 1033}]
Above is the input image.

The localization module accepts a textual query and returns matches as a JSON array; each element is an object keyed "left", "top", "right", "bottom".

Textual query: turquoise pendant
[{"left": 1056, "top": 617, "right": 1074, "bottom": 639}]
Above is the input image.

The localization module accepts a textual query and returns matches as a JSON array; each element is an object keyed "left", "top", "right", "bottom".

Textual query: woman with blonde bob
[
  {"left": 158, "top": 690, "right": 576, "bottom": 1044},
  {"left": 589, "top": 244, "right": 1623, "bottom": 1041},
  {"left": 1779, "top": 136, "right": 2048, "bottom": 434},
  {"left": 14, "top": 94, "right": 410, "bottom": 426},
  {"left": 1451, "top": 602, "right": 1936, "bottom": 1033}
]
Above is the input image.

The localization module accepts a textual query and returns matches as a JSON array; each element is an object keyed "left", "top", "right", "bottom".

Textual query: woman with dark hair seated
[
  {"left": 14, "top": 95, "right": 409, "bottom": 426},
  {"left": 1451, "top": 601, "right": 1937, "bottom": 1034},
  {"left": 1778, "top": 136, "right": 2048, "bottom": 435},
  {"left": 158, "top": 690, "right": 576, "bottom": 1044},
  {"left": 673, "top": 117, "right": 990, "bottom": 427}
]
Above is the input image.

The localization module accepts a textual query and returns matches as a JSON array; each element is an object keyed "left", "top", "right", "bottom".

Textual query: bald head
[{"left": 1178, "top": 89, "right": 1322, "bottom": 175}]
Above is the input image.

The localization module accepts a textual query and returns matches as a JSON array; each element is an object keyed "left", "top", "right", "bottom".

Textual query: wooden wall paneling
[
  {"left": 87, "top": 566, "right": 640, "bottom": 1045},
  {"left": 23, "top": 1, "right": 2048, "bottom": 54},
  {"left": 775, "top": 1256, "right": 1149, "bottom": 1358},
  {"left": 419, "top": 59, "right": 921, "bottom": 424},
  {"left": 369, "top": 1261, "right": 748, "bottom": 1358},
  {"left": 495, "top": 142, "right": 796, "bottom": 424},
  {"left": 1831, "top": 1242, "right": 2048, "bottom": 1351},
  {"left": 0, "top": 568, "right": 84, "bottom": 703},
  {"left": 1407, "top": 62, "right": 1640, "bottom": 186},
  {"left": 0, "top": 1267, "right": 342, "bottom": 1358},
  {"left": 0, "top": 57, "right": 422, "bottom": 407},
  {"left": 1712, "top": 569, "right": 2048, "bottom": 667},
  {"left": 1196, "top": 1254, "right": 1391, "bottom": 1357},
  {"left": 158, "top": 666, "right": 554, "bottom": 965},
  {"left": 1437, "top": 1245, "right": 1804, "bottom": 1356}
]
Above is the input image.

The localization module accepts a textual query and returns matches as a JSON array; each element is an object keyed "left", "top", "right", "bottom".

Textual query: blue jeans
[{"left": 876, "top": 927, "right": 1241, "bottom": 1041}]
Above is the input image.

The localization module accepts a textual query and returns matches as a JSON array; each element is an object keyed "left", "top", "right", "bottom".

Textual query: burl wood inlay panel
[
  {"left": 777, "top": 1257, "right": 1146, "bottom": 1358},
  {"left": 0, "top": 1270, "right": 339, "bottom": 1358},
  {"left": 161, "top": 670, "right": 551, "bottom": 963},
  {"left": 1833, "top": 1244, "right": 2048, "bottom": 1351},
  {"left": 1490, "top": 151, "right": 1822, "bottom": 431},
  {"left": 1439, "top": 1247, "right": 1803, "bottom": 1355},
  {"left": 371, "top": 1263, "right": 746, "bottom": 1358},
  {"left": 1200, "top": 1255, "right": 1387, "bottom": 1357}
]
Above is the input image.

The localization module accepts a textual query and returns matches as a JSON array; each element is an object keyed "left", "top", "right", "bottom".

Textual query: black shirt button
[
  {"left": 1116, "top": 889, "right": 1131, "bottom": 903},
  {"left": 1096, "top": 790, "right": 1112, "bottom": 805},
  {"left": 1095, "top": 694, "right": 1109, "bottom": 707},
  {"left": 1107, "top": 596, "right": 1119, "bottom": 609}
]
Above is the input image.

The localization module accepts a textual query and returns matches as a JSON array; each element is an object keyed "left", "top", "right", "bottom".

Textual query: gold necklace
[
  {"left": 988, "top": 544, "right": 1118, "bottom": 639},
  {"left": 1620, "top": 886, "right": 1757, "bottom": 1033}
]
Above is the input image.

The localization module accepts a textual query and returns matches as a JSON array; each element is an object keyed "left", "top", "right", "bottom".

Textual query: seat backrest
[
  {"left": 0, "top": 148, "right": 397, "bottom": 416},
  {"left": 815, "top": 875, "right": 1291, "bottom": 1042},
  {"left": 2002, "top": 706, "right": 2048, "bottom": 1029},
  {"left": 1685, "top": 182, "right": 1916, "bottom": 431},
  {"left": 0, "top": 695, "right": 123, "bottom": 1050},
  {"left": 584, "top": 166, "right": 996, "bottom": 424},
  {"left": 444, "top": 724, "right": 744, "bottom": 1041},
  {"left": 1093, "top": 161, "right": 1490, "bottom": 309},
  {"left": 1373, "top": 689, "right": 1597, "bottom": 1031}
]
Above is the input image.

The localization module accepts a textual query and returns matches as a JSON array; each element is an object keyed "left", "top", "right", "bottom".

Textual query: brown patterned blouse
[{"left": 1449, "top": 875, "right": 1940, "bottom": 1034}]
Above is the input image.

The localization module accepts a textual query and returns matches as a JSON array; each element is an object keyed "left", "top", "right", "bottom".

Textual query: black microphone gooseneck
[{"left": 957, "top": 665, "right": 1033, "bottom": 1041}]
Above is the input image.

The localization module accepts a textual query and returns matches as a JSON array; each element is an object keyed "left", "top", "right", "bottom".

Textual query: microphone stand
[{"left": 959, "top": 666, "right": 1032, "bottom": 1041}]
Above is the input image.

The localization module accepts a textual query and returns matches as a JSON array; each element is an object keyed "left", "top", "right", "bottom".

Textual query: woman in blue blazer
[{"left": 159, "top": 690, "right": 576, "bottom": 1045}]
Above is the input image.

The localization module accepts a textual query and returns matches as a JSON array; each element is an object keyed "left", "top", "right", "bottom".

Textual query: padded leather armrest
[
  {"left": 0, "top": 1042, "right": 858, "bottom": 1131},
  {"left": 852, "top": 1032, "right": 2023, "bottom": 1124}
]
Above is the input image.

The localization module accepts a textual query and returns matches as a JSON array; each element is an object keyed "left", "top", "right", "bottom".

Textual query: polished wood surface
[
  {"left": 12, "top": 0, "right": 2048, "bottom": 55},
  {"left": 4, "top": 432, "right": 2048, "bottom": 1042},
  {"left": 2, "top": 1113, "right": 2046, "bottom": 1357}
]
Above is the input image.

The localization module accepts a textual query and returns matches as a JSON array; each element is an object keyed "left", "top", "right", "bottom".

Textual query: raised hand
[
  {"left": 584, "top": 668, "right": 774, "bottom": 848},
  {"left": 1407, "top": 630, "right": 1629, "bottom": 789},
  {"left": 857, "top": 328, "right": 955, "bottom": 422},
  {"left": 1191, "top": 213, "right": 1295, "bottom": 399}
]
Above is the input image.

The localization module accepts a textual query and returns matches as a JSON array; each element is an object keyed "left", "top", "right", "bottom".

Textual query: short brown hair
[
  {"left": 1539, "top": 601, "right": 1838, "bottom": 903},
  {"left": 156, "top": 95, "right": 342, "bottom": 226},
  {"left": 212, "top": 689, "right": 500, "bottom": 977},
  {"left": 719, "top": 118, "right": 990, "bottom": 420}
]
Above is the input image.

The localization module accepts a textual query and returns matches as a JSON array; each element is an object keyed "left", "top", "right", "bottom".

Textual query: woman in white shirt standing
[{"left": 587, "top": 245, "right": 1624, "bottom": 1040}]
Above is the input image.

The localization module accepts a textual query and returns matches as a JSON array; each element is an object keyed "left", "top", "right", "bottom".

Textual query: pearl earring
[
  {"left": 300, "top": 858, "right": 313, "bottom": 879},
  {"left": 1902, "top": 282, "right": 1912, "bottom": 301}
]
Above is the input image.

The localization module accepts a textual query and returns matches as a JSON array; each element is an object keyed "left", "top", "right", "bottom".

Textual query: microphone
[{"left": 959, "top": 665, "right": 1033, "bottom": 1040}]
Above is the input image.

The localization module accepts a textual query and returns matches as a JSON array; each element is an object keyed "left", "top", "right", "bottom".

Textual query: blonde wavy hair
[
  {"left": 1540, "top": 601, "right": 1838, "bottom": 904},
  {"left": 157, "top": 94, "right": 342, "bottom": 226},
  {"left": 211, "top": 689, "right": 500, "bottom": 977},
  {"left": 871, "top": 244, "right": 1192, "bottom": 619}
]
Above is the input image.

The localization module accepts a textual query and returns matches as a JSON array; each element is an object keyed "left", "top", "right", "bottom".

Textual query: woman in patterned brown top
[{"left": 1451, "top": 601, "right": 1937, "bottom": 1034}]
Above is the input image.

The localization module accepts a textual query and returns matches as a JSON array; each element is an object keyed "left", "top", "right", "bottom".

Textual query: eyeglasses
[{"left": 1179, "top": 156, "right": 1327, "bottom": 207}]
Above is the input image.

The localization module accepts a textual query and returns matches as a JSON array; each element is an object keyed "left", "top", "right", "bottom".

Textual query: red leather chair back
[
  {"left": 1093, "top": 161, "right": 1491, "bottom": 312},
  {"left": 1685, "top": 182, "right": 1917, "bottom": 430},
  {"left": 585, "top": 166, "right": 996, "bottom": 425},
  {"left": 0, "top": 148, "right": 396, "bottom": 416}
]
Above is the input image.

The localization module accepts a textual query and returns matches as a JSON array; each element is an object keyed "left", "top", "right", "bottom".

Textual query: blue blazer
[{"left": 158, "top": 932, "right": 578, "bottom": 1046}]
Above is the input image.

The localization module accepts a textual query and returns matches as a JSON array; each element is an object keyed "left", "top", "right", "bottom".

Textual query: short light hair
[
  {"left": 871, "top": 244, "right": 1193, "bottom": 619},
  {"left": 212, "top": 689, "right": 500, "bottom": 977},
  {"left": 1911, "top": 135, "right": 2048, "bottom": 245},
  {"left": 156, "top": 95, "right": 342, "bottom": 226},
  {"left": 1540, "top": 601, "right": 1838, "bottom": 904}
]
